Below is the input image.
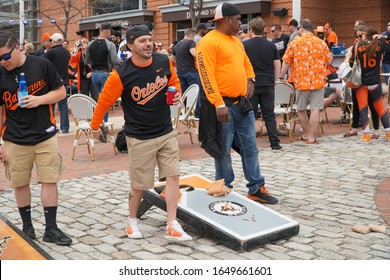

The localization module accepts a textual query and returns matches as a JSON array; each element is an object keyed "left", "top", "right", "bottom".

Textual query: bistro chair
[
  {"left": 177, "top": 84, "right": 199, "bottom": 144},
  {"left": 67, "top": 94, "right": 117, "bottom": 161},
  {"left": 266, "top": 81, "right": 295, "bottom": 141}
]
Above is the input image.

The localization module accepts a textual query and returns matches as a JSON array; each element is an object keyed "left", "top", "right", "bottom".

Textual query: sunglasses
[
  {"left": 356, "top": 34, "right": 363, "bottom": 38},
  {"left": 270, "top": 30, "right": 276, "bottom": 33},
  {"left": 0, "top": 44, "right": 17, "bottom": 61},
  {"left": 263, "top": 32, "right": 268, "bottom": 35}
]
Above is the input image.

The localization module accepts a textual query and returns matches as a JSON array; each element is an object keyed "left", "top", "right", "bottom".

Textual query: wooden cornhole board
[
  {"left": 137, "top": 174, "right": 299, "bottom": 251},
  {"left": 0, "top": 214, "right": 52, "bottom": 260}
]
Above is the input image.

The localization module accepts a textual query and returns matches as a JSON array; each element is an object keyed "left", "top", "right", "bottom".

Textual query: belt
[{"left": 92, "top": 69, "right": 108, "bottom": 73}]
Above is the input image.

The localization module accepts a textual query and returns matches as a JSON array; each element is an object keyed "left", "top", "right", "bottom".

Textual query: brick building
[{"left": 1, "top": 0, "right": 389, "bottom": 50}]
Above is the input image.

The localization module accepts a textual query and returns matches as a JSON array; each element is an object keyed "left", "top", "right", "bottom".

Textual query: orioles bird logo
[{"left": 0, "top": 236, "right": 12, "bottom": 255}]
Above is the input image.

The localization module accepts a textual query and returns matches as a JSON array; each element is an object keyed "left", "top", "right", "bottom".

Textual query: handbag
[{"left": 344, "top": 43, "right": 362, "bottom": 88}]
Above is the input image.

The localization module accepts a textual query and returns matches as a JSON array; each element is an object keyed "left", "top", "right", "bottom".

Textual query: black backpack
[{"left": 115, "top": 129, "right": 128, "bottom": 153}]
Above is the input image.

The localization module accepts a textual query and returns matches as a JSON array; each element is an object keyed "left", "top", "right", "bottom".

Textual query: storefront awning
[
  {"left": 159, "top": 0, "right": 271, "bottom": 22},
  {"left": 78, "top": 10, "right": 155, "bottom": 32}
]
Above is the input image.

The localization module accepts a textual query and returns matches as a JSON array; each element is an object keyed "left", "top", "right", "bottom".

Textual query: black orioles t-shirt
[{"left": 0, "top": 55, "right": 64, "bottom": 145}]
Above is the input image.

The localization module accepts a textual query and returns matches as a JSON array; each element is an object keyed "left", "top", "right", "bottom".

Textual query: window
[{"left": 93, "top": 0, "right": 146, "bottom": 15}]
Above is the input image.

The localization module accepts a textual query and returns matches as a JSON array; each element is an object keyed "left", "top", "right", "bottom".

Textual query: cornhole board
[
  {"left": 0, "top": 214, "right": 52, "bottom": 260},
  {"left": 137, "top": 174, "right": 299, "bottom": 251}
]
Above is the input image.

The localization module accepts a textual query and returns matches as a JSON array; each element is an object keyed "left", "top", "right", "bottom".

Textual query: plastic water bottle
[
  {"left": 120, "top": 51, "right": 125, "bottom": 61},
  {"left": 18, "top": 72, "right": 28, "bottom": 107}
]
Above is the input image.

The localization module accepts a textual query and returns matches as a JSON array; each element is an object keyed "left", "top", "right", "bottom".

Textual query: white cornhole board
[{"left": 137, "top": 174, "right": 299, "bottom": 251}]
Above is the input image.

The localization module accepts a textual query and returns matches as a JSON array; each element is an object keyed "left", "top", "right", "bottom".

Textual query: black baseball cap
[
  {"left": 209, "top": 3, "right": 240, "bottom": 22},
  {"left": 197, "top": 23, "right": 208, "bottom": 30},
  {"left": 100, "top": 22, "right": 113, "bottom": 32},
  {"left": 287, "top": 19, "right": 298, "bottom": 27},
  {"left": 120, "top": 24, "right": 151, "bottom": 51}
]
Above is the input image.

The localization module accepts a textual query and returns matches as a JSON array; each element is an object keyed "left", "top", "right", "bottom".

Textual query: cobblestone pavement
[{"left": 1, "top": 134, "right": 389, "bottom": 260}]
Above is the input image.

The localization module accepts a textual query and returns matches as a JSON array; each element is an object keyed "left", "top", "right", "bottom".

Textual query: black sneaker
[
  {"left": 247, "top": 186, "right": 278, "bottom": 204},
  {"left": 22, "top": 224, "right": 36, "bottom": 240},
  {"left": 271, "top": 144, "right": 283, "bottom": 151},
  {"left": 99, "top": 134, "right": 107, "bottom": 143},
  {"left": 43, "top": 227, "right": 72, "bottom": 246}
]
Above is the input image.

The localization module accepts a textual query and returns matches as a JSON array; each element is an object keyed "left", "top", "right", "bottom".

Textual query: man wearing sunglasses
[
  {"left": 0, "top": 33, "right": 72, "bottom": 246},
  {"left": 36, "top": 32, "right": 53, "bottom": 57},
  {"left": 271, "top": 24, "right": 290, "bottom": 63}
]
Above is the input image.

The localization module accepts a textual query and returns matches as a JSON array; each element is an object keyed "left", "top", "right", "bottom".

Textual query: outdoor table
[
  {"left": 332, "top": 54, "right": 345, "bottom": 68},
  {"left": 137, "top": 174, "right": 299, "bottom": 251}
]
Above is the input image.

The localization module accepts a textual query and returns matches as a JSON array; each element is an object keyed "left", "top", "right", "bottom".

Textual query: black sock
[
  {"left": 18, "top": 205, "right": 32, "bottom": 228},
  {"left": 43, "top": 206, "right": 58, "bottom": 230}
]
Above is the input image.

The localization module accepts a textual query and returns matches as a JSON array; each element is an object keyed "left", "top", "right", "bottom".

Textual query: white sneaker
[
  {"left": 164, "top": 220, "right": 192, "bottom": 241},
  {"left": 125, "top": 218, "right": 143, "bottom": 239}
]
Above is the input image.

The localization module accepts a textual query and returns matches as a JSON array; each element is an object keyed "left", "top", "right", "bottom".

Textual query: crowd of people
[{"left": 0, "top": 1, "right": 389, "bottom": 248}]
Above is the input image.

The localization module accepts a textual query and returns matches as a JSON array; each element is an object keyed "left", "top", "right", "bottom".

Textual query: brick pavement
[{"left": 0, "top": 107, "right": 389, "bottom": 259}]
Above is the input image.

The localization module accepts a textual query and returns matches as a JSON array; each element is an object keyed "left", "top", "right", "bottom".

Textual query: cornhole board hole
[
  {"left": 137, "top": 174, "right": 299, "bottom": 251},
  {"left": 0, "top": 214, "right": 52, "bottom": 260}
]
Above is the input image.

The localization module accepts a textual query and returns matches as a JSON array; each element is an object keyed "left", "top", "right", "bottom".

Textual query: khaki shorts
[
  {"left": 296, "top": 88, "right": 324, "bottom": 110},
  {"left": 3, "top": 136, "right": 64, "bottom": 187},
  {"left": 126, "top": 130, "right": 180, "bottom": 190}
]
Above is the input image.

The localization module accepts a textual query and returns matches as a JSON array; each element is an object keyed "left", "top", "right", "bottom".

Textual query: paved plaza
[{"left": 1, "top": 123, "right": 389, "bottom": 259}]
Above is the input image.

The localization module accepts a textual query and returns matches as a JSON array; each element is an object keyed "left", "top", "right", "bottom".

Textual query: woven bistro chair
[{"left": 67, "top": 94, "right": 117, "bottom": 161}]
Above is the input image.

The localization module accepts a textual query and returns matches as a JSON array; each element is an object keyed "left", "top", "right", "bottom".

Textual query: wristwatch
[{"left": 248, "top": 78, "right": 256, "bottom": 83}]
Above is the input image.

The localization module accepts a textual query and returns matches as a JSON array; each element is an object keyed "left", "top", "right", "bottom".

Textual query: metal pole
[{"left": 19, "top": 0, "right": 25, "bottom": 45}]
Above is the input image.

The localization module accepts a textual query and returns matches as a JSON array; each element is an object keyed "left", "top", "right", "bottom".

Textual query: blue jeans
[
  {"left": 92, "top": 72, "right": 109, "bottom": 122},
  {"left": 215, "top": 104, "right": 265, "bottom": 194},
  {"left": 383, "top": 63, "right": 390, "bottom": 85},
  {"left": 52, "top": 86, "right": 69, "bottom": 132},
  {"left": 178, "top": 71, "right": 202, "bottom": 117}
]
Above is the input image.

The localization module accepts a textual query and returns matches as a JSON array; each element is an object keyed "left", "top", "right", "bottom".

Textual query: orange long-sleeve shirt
[
  {"left": 196, "top": 30, "right": 255, "bottom": 108},
  {"left": 90, "top": 54, "right": 181, "bottom": 140}
]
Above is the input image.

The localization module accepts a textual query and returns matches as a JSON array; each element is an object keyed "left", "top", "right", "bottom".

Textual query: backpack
[{"left": 115, "top": 129, "right": 128, "bottom": 153}]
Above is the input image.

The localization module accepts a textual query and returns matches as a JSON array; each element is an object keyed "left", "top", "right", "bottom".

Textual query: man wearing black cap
[
  {"left": 194, "top": 22, "right": 208, "bottom": 44},
  {"left": 117, "top": 21, "right": 131, "bottom": 61},
  {"left": 90, "top": 25, "right": 192, "bottom": 242},
  {"left": 85, "top": 22, "right": 119, "bottom": 127},
  {"left": 196, "top": 3, "right": 278, "bottom": 205}
]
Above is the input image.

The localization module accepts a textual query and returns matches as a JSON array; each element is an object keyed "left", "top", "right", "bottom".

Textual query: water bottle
[
  {"left": 331, "top": 45, "right": 336, "bottom": 55},
  {"left": 120, "top": 51, "right": 125, "bottom": 61},
  {"left": 18, "top": 73, "right": 28, "bottom": 107}
]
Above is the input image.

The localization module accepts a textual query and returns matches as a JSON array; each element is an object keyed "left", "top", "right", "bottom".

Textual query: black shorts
[{"left": 324, "top": 87, "right": 336, "bottom": 98}]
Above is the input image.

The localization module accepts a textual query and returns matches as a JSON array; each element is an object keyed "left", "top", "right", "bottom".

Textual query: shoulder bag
[{"left": 344, "top": 43, "right": 362, "bottom": 88}]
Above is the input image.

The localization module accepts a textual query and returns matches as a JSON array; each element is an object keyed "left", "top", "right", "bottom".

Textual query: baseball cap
[
  {"left": 120, "top": 24, "right": 151, "bottom": 51},
  {"left": 197, "top": 23, "right": 207, "bottom": 30},
  {"left": 121, "top": 21, "right": 130, "bottom": 30},
  {"left": 143, "top": 21, "right": 154, "bottom": 32},
  {"left": 209, "top": 3, "right": 240, "bottom": 22},
  {"left": 314, "top": 26, "right": 325, "bottom": 33},
  {"left": 287, "top": 19, "right": 298, "bottom": 27},
  {"left": 100, "top": 22, "right": 113, "bottom": 32},
  {"left": 50, "top": 33, "right": 63, "bottom": 43},
  {"left": 324, "top": 23, "right": 331, "bottom": 30},
  {"left": 41, "top": 32, "right": 51, "bottom": 42}
]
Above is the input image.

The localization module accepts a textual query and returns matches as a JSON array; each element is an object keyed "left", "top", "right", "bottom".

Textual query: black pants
[
  {"left": 351, "top": 88, "right": 379, "bottom": 130},
  {"left": 79, "top": 78, "right": 99, "bottom": 102},
  {"left": 250, "top": 86, "right": 280, "bottom": 148}
]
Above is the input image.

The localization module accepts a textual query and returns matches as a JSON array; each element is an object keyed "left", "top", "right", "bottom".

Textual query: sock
[
  {"left": 43, "top": 206, "right": 58, "bottom": 230},
  {"left": 18, "top": 205, "right": 32, "bottom": 228}
]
